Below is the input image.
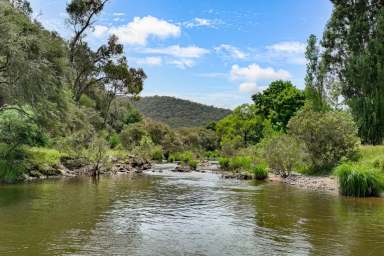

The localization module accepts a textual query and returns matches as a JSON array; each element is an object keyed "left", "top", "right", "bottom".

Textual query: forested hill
[{"left": 132, "top": 96, "right": 231, "bottom": 128}]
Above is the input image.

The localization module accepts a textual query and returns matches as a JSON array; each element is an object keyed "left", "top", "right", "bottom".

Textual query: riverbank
[{"left": 268, "top": 173, "right": 338, "bottom": 193}]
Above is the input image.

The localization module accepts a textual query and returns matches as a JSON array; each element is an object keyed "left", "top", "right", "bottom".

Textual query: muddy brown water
[{"left": 0, "top": 164, "right": 383, "bottom": 256}]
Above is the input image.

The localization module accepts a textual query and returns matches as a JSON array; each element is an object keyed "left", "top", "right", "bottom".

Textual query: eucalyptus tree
[
  {"left": 0, "top": 1, "right": 66, "bottom": 119},
  {"left": 66, "top": 0, "right": 146, "bottom": 125}
]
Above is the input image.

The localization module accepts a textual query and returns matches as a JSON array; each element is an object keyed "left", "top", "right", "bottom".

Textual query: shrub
[
  {"left": 0, "top": 160, "right": 25, "bottom": 183},
  {"left": 79, "top": 94, "right": 96, "bottom": 108},
  {"left": 263, "top": 135, "right": 308, "bottom": 177},
  {"left": 151, "top": 146, "right": 164, "bottom": 161},
  {"left": 229, "top": 156, "right": 252, "bottom": 171},
  {"left": 288, "top": 109, "right": 360, "bottom": 173},
  {"left": 252, "top": 163, "right": 269, "bottom": 180},
  {"left": 219, "top": 157, "right": 230, "bottom": 170},
  {"left": 188, "top": 159, "right": 198, "bottom": 170},
  {"left": 108, "top": 132, "right": 121, "bottom": 149},
  {"left": 335, "top": 163, "right": 384, "bottom": 197},
  {"left": 120, "top": 123, "right": 147, "bottom": 149}
]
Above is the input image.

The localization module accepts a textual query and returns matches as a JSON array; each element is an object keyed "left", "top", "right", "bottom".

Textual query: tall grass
[
  {"left": 335, "top": 163, "right": 384, "bottom": 197},
  {"left": 252, "top": 163, "right": 268, "bottom": 180},
  {"left": 0, "top": 160, "right": 25, "bottom": 183}
]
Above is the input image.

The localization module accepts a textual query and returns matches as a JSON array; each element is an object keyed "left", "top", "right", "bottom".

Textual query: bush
[
  {"left": 263, "top": 135, "right": 308, "bottom": 177},
  {"left": 288, "top": 109, "right": 360, "bottom": 173},
  {"left": 229, "top": 156, "right": 252, "bottom": 171},
  {"left": 0, "top": 160, "right": 25, "bottom": 183},
  {"left": 120, "top": 123, "right": 147, "bottom": 149},
  {"left": 252, "top": 163, "right": 268, "bottom": 180},
  {"left": 335, "top": 163, "right": 384, "bottom": 197},
  {"left": 151, "top": 146, "right": 164, "bottom": 161},
  {"left": 219, "top": 157, "right": 230, "bottom": 170},
  {"left": 108, "top": 132, "right": 121, "bottom": 149},
  {"left": 188, "top": 159, "right": 198, "bottom": 170}
]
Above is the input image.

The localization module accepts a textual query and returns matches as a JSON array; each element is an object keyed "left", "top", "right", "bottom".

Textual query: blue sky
[{"left": 29, "top": 0, "right": 332, "bottom": 109}]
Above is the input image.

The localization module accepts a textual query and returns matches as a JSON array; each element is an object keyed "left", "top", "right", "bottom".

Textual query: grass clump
[
  {"left": 219, "top": 157, "right": 230, "bottom": 170},
  {"left": 252, "top": 163, "right": 268, "bottom": 180},
  {"left": 334, "top": 163, "right": 384, "bottom": 197},
  {"left": 23, "top": 147, "right": 62, "bottom": 176},
  {"left": 188, "top": 159, "right": 198, "bottom": 170},
  {"left": 0, "top": 160, "right": 25, "bottom": 183}
]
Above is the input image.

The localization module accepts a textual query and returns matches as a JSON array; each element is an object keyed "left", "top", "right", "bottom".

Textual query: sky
[{"left": 29, "top": 0, "right": 333, "bottom": 109}]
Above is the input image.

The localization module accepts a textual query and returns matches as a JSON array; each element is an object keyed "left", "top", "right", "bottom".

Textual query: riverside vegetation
[{"left": 1, "top": 0, "right": 384, "bottom": 198}]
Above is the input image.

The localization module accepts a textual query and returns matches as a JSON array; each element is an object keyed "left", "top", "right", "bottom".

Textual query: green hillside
[{"left": 132, "top": 96, "right": 231, "bottom": 128}]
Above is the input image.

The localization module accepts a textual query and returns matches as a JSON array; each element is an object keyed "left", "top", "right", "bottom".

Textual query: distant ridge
[{"left": 132, "top": 96, "right": 231, "bottom": 128}]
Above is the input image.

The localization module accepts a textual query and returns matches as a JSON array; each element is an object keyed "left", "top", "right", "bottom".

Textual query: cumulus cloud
[
  {"left": 141, "top": 45, "right": 209, "bottom": 69},
  {"left": 142, "top": 45, "right": 209, "bottom": 58},
  {"left": 94, "top": 16, "right": 180, "bottom": 45},
  {"left": 239, "top": 82, "right": 258, "bottom": 93},
  {"left": 214, "top": 44, "right": 247, "bottom": 60},
  {"left": 136, "top": 56, "right": 162, "bottom": 66},
  {"left": 231, "top": 64, "right": 290, "bottom": 81},
  {"left": 93, "top": 25, "right": 109, "bottom": 37},
  {"left": 231, "top": 64, "right": 291, "bottom": 93}
]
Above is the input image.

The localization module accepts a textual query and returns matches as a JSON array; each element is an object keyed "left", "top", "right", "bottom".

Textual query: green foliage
[
  {"left": 23, "top": 147, "right": 62, "bottom": 175},
  {"left": 304, "top": 34, "right": 328, "bottom": 112},
  {"left": 132, "top": 96, "right": 231, "bottom": 128},
  {"left": 151, "top": 146, "right": 164, "bottom": 161},
  {"left": 252, "top": 163, "right": 268, "bottom": 180},
  {"left": 252, "top": 80, "right": 305, "bottom": 131},
  {"left": 79, "top": 95, "right": 96, "bottom": 108},
  {"left": 219, "top": 157, "right": 230, "bottom": 170},
  {"left": 288, "top": 109, "right": 360, "bottom": 173},
  {"left": 0, "top": 160, "right": 25, "bottom": 183},
  {"left": 229, "top": 156, "right": 252, "bottom": 171},
  {"left": 263, "top": 135, "right": 308, "bottom": 177},
  {"left": 321, "top": 2, "right": 384, "bottom": 144},
  {"left": 119, "top": 123, "right": 147, "bottom": 149},
  {"left": 335, "top": 163, "right": 384, "bottom": 197},
  {"left": 0, "top": 109, "right": 48, "bottom": 157},
  {"left": 188, "top": 159, "right": 198, "bottom": 170},
  {"left": 108, "top": 132, "right": 121, "bottom": 149},
  {"left": 216, "top": 104, "right": 265, "bottom": 149}
]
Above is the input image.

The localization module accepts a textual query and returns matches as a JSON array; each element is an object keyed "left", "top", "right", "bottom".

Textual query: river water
[{"left": 0, "top": 164, "right": 383, "bottom": 256}]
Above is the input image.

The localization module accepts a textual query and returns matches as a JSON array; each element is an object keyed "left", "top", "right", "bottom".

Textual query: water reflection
[{"left": 0, "top": 167, "right": 383, "bottom": 256}]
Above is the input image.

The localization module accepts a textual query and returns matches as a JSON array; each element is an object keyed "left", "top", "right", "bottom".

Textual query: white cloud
[
  {"left": 168, "top": 59, "right": 195, "bottom": 69},
  {"left": 239, "top": 82, "right": 258, "bottom": 93},
  {"left": 266, "top": 41, "right": 306, "bottom": 54},
  {"left": 107, "top": 16, "right": 180, "bottom": 45},
  {"left": 264, "top": 41, "right": 306, "bottom": 65},
  {"left": 136, "top": 57, "right": 163, "bottom": 66},
  {"left": 93, "top": 25, "right": 109, "bottom": 37},
  {"left": 231, "top": 64, "right": 291, "bottom": 93},
  {"left": 184, "top": 18, "right": 217, "bottom": 28},
  {"left": 214, "top": 44, "right": 247, "bottom": 60},
  {"left": 143, "top": 45, "right": 209, "bottom": 58},
  {"left": 113, "top": 12, "right": 125, "bottom": 16},
  {"left": 231, "top": 64, "right": 290, "bottom": 81}
]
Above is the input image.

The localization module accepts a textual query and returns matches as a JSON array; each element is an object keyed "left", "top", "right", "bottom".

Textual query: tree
[
  {"left": 66, "top": 0, "right": 146, "bottom": 126},
  {"left": 321, "top": 1, "right": 384, "bottom": 144},
  {"left": 304, "top": 34, "right": 327, "bottom": 111},
  {"left": 252, "top": 80, "right": 305, "bottom": 131},
  {"left": 0, "top": 2, "right": 66, "bottom": 121},
  {"left": 216, "top": 104, "right": 265, "bottom": 148}
]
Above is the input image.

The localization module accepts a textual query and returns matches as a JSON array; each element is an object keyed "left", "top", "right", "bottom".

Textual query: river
[{"left": 0, "top": 164, "right": 383, "bottom": 256}]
